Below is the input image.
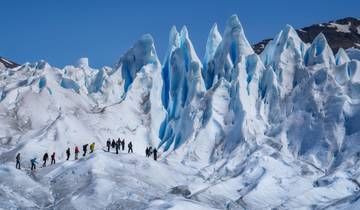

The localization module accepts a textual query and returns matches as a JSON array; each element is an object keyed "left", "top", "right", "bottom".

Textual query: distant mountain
[
  {"left": 0, "top": 56, "right": 19, "bottom": 69},
  {"left": 253, "top": 17, "right": 360, "bottom": 54}
]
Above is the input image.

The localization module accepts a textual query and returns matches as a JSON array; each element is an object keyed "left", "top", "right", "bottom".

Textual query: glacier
[{"left": 1, "top": 14, "right": 360, "bottom": 209}]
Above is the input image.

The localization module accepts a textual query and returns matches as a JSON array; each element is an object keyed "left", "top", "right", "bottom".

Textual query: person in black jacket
[
  {"left": 106, "top": 139, "right": 111, "bottom": 152},
  {"left": 128, "top": 141, "right": 133, "bottom": 153},
  {"left": 116, "top": 139, "right": 121, "bottom": 154},
  {"left": 111, "top": 139, "right": 116, "bottom": 149},
  {"left": 66, "top": 148, "right": 71, "bottom": 160},
  {"left": 16, "top": 153, "right": 21, "bottom": 169},
  {"left": 153, "top": 148, "right": 158, "bottom": 161},
  {"left": 145, "top": 147, "right": 149, "bottom": 157},
  {"left": 51, "top": 152, "right": 56, "bottom": 165},
  {"left": 121, "top": 139, "right": 125, "bottom": 151},
  {"left": 42, "top": 153, "right": 49, "bottom": 167},
  {"left": 83, "top": 144, "right": 88, "bottom": 156}
]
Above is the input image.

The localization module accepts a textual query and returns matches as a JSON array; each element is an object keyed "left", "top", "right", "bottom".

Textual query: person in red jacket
[
  {"left": 75, "top": 146, "right": 80, "bottom": 160},
  {"left": 51, "top": 152, "right": 56, "bottom": 165}
]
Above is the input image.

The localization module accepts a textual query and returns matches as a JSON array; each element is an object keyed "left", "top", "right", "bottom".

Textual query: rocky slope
[
  {"left": 0, "top": 56, "right": 19, "bottom": 69},
  {"left": 253, "top": 17, "right": 360, "bottom": 54}
]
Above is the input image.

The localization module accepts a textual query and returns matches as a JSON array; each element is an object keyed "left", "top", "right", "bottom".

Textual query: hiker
[
  {"left": 117, "top": 138, "right": 121, "bottom": 147},
  {"left": 90, "top": 142, "right": 95, "bottom": 153},
  {"left": 153, "top": 148, "right": 158, "bottom": 161},
  {"left": 106, "top": 139, "right": 111, "bottom": 152},
  {"left": 51, "top": 152, "right": 56, "bottom": 165},
  {"left": 66, "top": 148, "right": 71, "bottom": 160},
  {"left": 128, "top": 141, "right": 133, "bottom": 153},
  {"left": 42, "top": 153, "right": 49, "bottom": 167},
  {"left": 121, "top": 139, "right": 125, "bottom": 151},
  {"left": 148, "top": 146, "right": 153, "bottom": 156},
  {"left": 111, "top": 139, "right": 116, "bottom": 149},
  {"left": 146, "top": 146, "right": 152, "bottom": 158},
  {"left": 31, "top": 158, "right": 38, "bottom": 171},
  {"left": 116, "top": 139, "right": 121, "bottom": 154},
  {"left": 75, "top": 146, "right": 80, "bottom": 160},
  {"left": 83, "top": 144, "right": 88, "bottom": 156},
  {"left": 145, "top": 147, "right": 149, "bottom": 157},
  {"left": 16, "top": 153, "right": 21, "bottom": 169}
]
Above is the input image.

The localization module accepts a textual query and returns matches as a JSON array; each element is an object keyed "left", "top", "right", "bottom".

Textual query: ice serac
[
  {"left": 204, "top": 15, "right": 254, "bottom": 89},
  {"left": 166, "top": 26, "right": 181, "bottom": 57},
  {"left": 335, "top": 48, "right": 351, "bottom": 65},
  {"left": 176, "top": 17, "right": 266, "bottom": 164},
  {"left": 304, "top": 33, "right": 336, "bottom": 67},
  {"left": 179, "top": 78, "right": 233, "bottom": 165},
  {"left": 159, "top": 26, "right": 206, "bottom": 151},
  {"left": 203, "top": 23, "right": 222, "bottom": 89},
  {"left": 204, "top": 24, "right": 222, "bottom": 65},
  {"left": 77, "top": 57, "right": 89, "bottom": 68},
  {"left": 260, "top": 25, "right": 307, "bottom": 96},
  {"left": 62, "top": 59, "right": 98, "bottom": 95},
  {"left": 161, "top": 26, "right": 180, "bottom": 109},
  {"left": 261, "top": 25, "right": 305, "bottom": 67},
  {"left": 112, "top": 34, "right": 166, "bottom": 148},
  {"left": 259, "top": 66, "right": 281, "bottom": 124},
  {"left": 223, "top": 14, "right": 254, "bottom": 60},
  {"left": 114, "top": 34, "right": 158, "bottom": 94},
  {"left": 226, "top": 53, "right": 267, "bottom": 151},
  {"left": 346, "top": 47, "right": 360, "bottom": 61},
  {"left": 162, "top": 15, "right": 266, "bottom": 162}
]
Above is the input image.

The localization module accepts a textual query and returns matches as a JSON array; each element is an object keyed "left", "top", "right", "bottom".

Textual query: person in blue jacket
[{"left": 31, "top": 158, "right": 38, "bottom": 171}]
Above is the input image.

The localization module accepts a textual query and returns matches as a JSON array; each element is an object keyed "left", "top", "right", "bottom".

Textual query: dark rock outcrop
[{"left": 253, "top": 17, "right": 360, "bottom": 54}]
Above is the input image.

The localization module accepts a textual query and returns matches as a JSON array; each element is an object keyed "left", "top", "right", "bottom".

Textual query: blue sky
[{"left": 0, "top": 0, "right": 359, "bottom": 68}]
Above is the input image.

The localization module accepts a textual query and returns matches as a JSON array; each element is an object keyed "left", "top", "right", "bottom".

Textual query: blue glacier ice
[
  {"left": 114, "top": 34, "right": 158, "bottom": 93},
  {"left": 203, "top": 23, "right": 222, "bottom": 89},
  {"left": 203, "top": 15, "right": 254, "bottom": 89},
  {"left": 159, "top": 26, "right": 205, "bottom": 151},
  {"left": 304, "top": 33, "right": 335, "bottom": 67},
  {"left": 60, "top": 78, "right": 80, "bottom": 93},
  {"left": 335, "top": 48, "right": 351, "bottom": 65}
]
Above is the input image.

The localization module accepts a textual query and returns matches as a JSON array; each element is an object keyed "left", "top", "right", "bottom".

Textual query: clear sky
[{"left": 0, "top": 0, "right": 359, "bottom": 68}]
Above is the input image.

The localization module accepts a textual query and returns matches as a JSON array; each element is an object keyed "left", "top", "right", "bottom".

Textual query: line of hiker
[
  {"left": 15, "top": 138, "right": 159, "bottom": 171},
  {"left": 40, "top": 152, "right": 57, "bottom": 167},
  {"left": 105, "top": 138, "right": 159, "bottom": 160},
  {"left": 145, "top": 146, "right": 158, "bottom": 161},
  {"left": 15, "top": 142, "right": 96, "bottom": 171},
  {"left": 65, "top": 142, "right": 96, "bottom": 161},
  {"left": 106, "top": 138, "right": 133, "bottom": 154}
]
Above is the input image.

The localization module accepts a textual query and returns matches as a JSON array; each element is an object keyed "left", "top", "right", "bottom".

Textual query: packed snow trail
[
  {"left": 0, "top": 149, "right": 224, "bottom": 209},
  {"left": 2, "top": 141, "right": 360, "bottom": 209}
]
